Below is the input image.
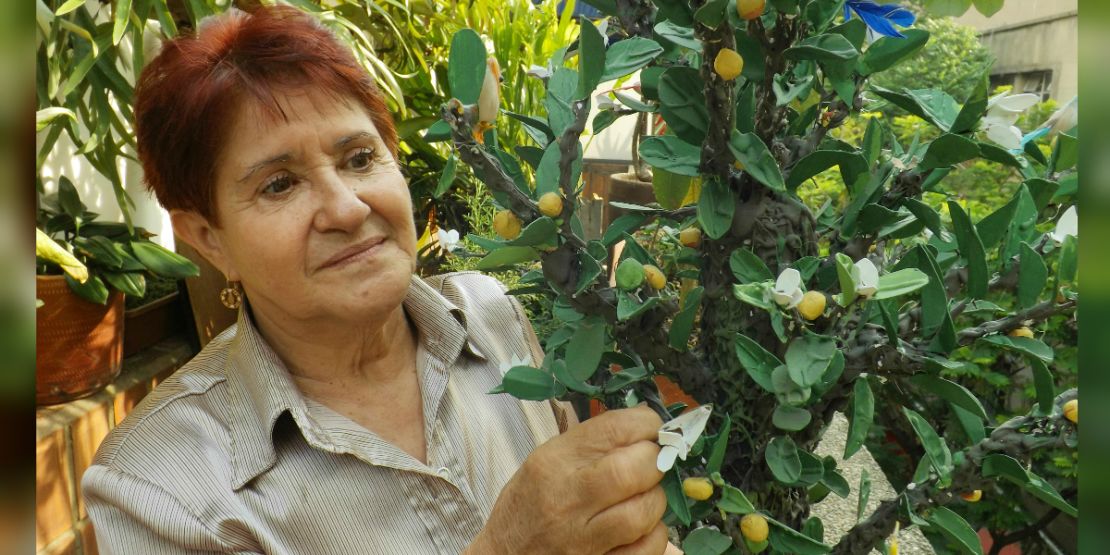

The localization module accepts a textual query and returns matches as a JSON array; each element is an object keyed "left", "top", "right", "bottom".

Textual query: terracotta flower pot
[{"left": 36, "top": 275, "right": 124, "bottom": 406}]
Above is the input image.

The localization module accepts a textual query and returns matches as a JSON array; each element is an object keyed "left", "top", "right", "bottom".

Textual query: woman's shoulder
[{"left": 89, "top": 329, "right": 239, "bottom": 477}]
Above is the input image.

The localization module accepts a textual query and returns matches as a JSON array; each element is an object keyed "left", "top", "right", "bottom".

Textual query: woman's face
[{"left": 200, "top": 88, "right": 416, "bottom": 324}]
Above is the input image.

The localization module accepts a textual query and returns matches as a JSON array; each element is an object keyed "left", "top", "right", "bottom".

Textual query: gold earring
[{"left": 219, "top": 280, "right": 243, "bottom": 310}]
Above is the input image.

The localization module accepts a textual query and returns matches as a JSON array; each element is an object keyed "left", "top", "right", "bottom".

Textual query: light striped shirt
[{"left": 82, "top": 272, "right": 571, "bottom": 554}]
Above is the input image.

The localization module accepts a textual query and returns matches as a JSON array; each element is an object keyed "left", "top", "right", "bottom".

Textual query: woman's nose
[{"left": 312, "top": 170, "right": 371, "bottom": 233}]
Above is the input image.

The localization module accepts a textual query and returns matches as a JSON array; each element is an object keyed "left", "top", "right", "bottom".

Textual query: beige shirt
[{"left": 82, "top": 272, "right": 570, "bottom": 554}]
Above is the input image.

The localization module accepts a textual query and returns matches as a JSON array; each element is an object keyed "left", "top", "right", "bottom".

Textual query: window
[{"left": 990, "top": 70, "right": 1054, "bottom": 101}]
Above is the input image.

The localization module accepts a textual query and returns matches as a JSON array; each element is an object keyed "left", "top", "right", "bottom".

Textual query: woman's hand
[{"left": 467, "top": 405, "right": 669, "bottom": 555}]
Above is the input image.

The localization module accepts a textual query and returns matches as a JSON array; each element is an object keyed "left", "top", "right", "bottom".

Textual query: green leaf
[
  {"left": 434, "top": 154, "right": 457, "bottom": 198},
  {"left": 901, "top": 198, "right": 943, "bottom": 237},
  {"left": 734, "top": 282, "right": 773, "bottom": 310},
  {"left": 716, "top": 483, "right": 754, "bottom": 514},
  {"left": 706, "top": 413, "right": 731, "bottom": 474},
  {"left": 111, "top": 0, "right": 132, "bottom": 45},
  {"left": 422, "top": 119, "right": 451, "bottom": 142},
  {"left": 662, "top": 468, "right": 692, "bottom": 525},
  {"left": 953, "top": 405, "right": 986, "bottom": 444},
  {"left": 670, "top": 286, "right": 703, "bottom": 351},
  {"left": 871, "top": 86, "right": 959, "bottom": 131},
  {"left": 773, "top": 405, "right": 812, "bottom": 431},
  {"left": 603, "top": 365, "right": 649, "bottom": 393},
  {"left": 574, "top": 251, "right": 603, "bottom": 296},
  {"left": 834, "top": 253, "right": 857, "bottom": 306},
  {"left": 784, "top": 34, "right": 859, "bottom": 64},
  {"left": 617, "top": 292, "right": 660, "bottom": 321},
  {"left": 653, "top": 19, "right": 699, "bottom": 49},
  {"left": 909, "top": 375, "right": 988, "bottom": 422},
  {"left": 36, "top": 107, "right": 77, "bottom": 131},
  {"left": 857, "top": 469, "right": 871, "bottom": 522},
  {"left": 947, "top": 201, "right": 988, "bottom": 299},
  {"left": 102, "top": 271, "right": 146, "bottom": 298},
  {"left": 786, "top": 150, "right": 868, "bottom": 192},
  {"left": 55, "top": 0, "right": 87, "bottom": 15},
  {"left": 1018, "top": 242, "right": 1047, "bottom": 308},
  {"left": 602, "top": 214, "right": 647, "bottom": 247},
  {"left": 551, "top": 359, "right": 600, "bottom": 396},
  {"left": 683, "top": 527, "right": 732, "bottom": 555},
  {"left": 504, "top": 110, "right": 556, "bottom": 145},
  {"left": 973, "top": 0, "right": 1004, "bottom": 16},
  {"left": 575, "top": 19, "right": 606, "bottom": 101},
  {"left": 920, "top": 134, "right": 979, "bottom": 170},
  {"left": 601, "top": 37, "right": 663, "bottom": 82},
  {"left": 495, "top": 365, "right": 561, "bottom": 401},
  {"left": 925, "top": 507, "right": 983, "bottom": 555},
  {"left": 129, "top": 241, "right": 199, "bottom": 278},
  {"left": 534, "top": 142, "right": 563, "bottom": 197},
  {"left": 64, "top": 273, "right": 109, "bottom": 305},
  {"left": 56, "top": 176, "right": 85, "bottom": 221},
  {"left": 874, "top": 268, "right": 929, "bottom": 300},
  {"left": 820, "top": 458, "right": 850, "bottom": 498},
  {"left": 785, "top": 335, "right": 836, "bottom": 388},
  {"left": 1027, "top": 357, "right": 1055, "bottom": 414},
  {"left": 767, "top": 517, "right": 832, "bottom": 554},
  {"left": 565, "top": 318, "right": 606, "bottom": 381},
  {"left": 653, "top": 168, "right": 698, "bottom": 210},
  {"left": 1057, "top": 234, "right": 1077, "bottom": 284},
  {"left": 697, "top": 177, "right": 735, "bottom": 240},
  {"left": 728, "top": 130, "right": 787, "bottom": 193},
  {"left": 447, "top": 29, "right": 486, "bottom": 104},
  {"left": 735, "top": 334, "right": 781, "bottom": 393},
  {"left": 475, "top": 246, "right": 539, "bottom": 270},
  {"left": 639, "top": 135, "right": 701, "bottom": 177},
  {"left": 545, "top": 68, "right": 578, "bottom": 136},
  {"left": 977, "top": 142, "right": 1024, "bottom": 168},
  {"left": 766, "top": 437, "right": 802, "bottom": 484},
  {"left": 982, "top": 454, "right": 1077, "bottom": 517},
  {"left": 976, "top": 190, "right": 1019, "bottom": 250},
  {"left": 729, "top": 248, "right": 773, "bottom": 284},
  {"left": 659, "top": 67, "right": 708, "bottom": 145},
  {"left": 903, "top": 407, "right": 953, "bottom": 479},
  {"left": 980, "top": 335, "right": 1054, "bottom": 363},
  {"left": 506, "top": 217, "right": 558, "bottom": 247},
  {"left": 857, "top": 29, "right": 929, "bottom": 75},
  {"left": 1051, "top": 132, "right": 1078, "bottom": 172},
  {"left": 75, "top": 236, "right": 124, "bottom": 269},
  {"left": 844, "top": 378, "right": 873, "bottom": 459}
]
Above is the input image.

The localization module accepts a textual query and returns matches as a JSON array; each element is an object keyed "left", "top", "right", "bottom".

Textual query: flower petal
[
  {"left": 773, "top": 268, "right": 803, "bottom": 307},
  {"left": 983, "top": 120, "right": 1023, "bottom": 150},
  {"left": 1050, "top": 206, "right": 1078, "bottom": 243},
  {"left": 853, "top": 258, "right": 879, "bottom": 298},
  {"left": 656, "top": 445, "right": 680, "bottom": 472}
]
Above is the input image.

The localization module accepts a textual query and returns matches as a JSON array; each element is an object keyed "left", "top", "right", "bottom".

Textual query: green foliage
[{"left": 438, "top": 3, "right": 1077, "bottom": 551}]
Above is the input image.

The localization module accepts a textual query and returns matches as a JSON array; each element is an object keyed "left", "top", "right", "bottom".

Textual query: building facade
[{"left": 956, "top": 0, "right": 1078, "bottom": 101}]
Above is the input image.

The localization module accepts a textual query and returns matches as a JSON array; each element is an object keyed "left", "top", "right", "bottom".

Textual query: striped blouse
[{"left": 82, "top": 272, "right": 571, "bottom": 554}]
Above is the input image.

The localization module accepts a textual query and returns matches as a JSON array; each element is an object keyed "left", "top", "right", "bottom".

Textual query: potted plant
[{"left": 35, "top": 177, "right": 199, "bottom": 405}]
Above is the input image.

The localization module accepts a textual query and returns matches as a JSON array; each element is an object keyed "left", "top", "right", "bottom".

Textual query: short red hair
[{"left": 134, "top": 5, "right": 398, "bottom": 222}]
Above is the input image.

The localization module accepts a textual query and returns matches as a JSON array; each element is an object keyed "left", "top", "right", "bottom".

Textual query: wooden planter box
[{"left": 123, "top": 290, "right": 188, "bottom": 358}]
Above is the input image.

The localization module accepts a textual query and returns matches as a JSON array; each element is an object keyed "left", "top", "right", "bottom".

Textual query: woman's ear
[{"left": 170, "top": 210, "right": 239, "bottom": 281}]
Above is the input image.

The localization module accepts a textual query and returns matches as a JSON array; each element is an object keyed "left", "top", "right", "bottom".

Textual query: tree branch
[{"left": 957, "top": 299, "right": 1077, "bottom": 345}]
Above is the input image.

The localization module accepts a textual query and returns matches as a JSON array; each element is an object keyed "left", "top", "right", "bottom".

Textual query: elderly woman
[{"left": 82, "top": 6, "right": 681, "bottom": 555}]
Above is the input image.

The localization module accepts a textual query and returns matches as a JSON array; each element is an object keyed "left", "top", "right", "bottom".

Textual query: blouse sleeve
[{"left": 82, "top": 465, "right": 260, "bottom": 555}]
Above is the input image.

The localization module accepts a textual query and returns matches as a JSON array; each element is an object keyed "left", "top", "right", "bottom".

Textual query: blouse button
[{"left": 437, "top": 466, "right": 451, "bottom": 480}]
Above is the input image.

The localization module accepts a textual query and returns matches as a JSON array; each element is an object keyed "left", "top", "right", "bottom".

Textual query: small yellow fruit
[
  {"left": 741, "top": 513, "right": 769, "bottom": 543},
  {"left": 493, "top": 210, "right": 522, "bottom": 240},
  {"left": 1063, "top": 399, "right": 1078, "bottom": 424},
  {"left": 1008, "top": 326, "right": 1034, "bottom": 339},
  {"left": 644, "top": 264, "right": 666, "bottom": 290},
  {"left": 538, "top": 192, "right": 563, "bottom": 217},
  {"left": 960, "top": 490, "right": 982, "bottom": 503},
  {"left": 713, "top": 48, "right": 744, "bottom": 81},
  {"left": 797, "top": 291, "right": 826, "bottom": 321},
  {"left": 680, "top": 227, "right": 702, "bottom": 248},
  {"left": 682, "top": 477, "right": 714, "bottom": 501},
  {"left": 737, "top": 0, "right": 766, "bottom": 20}
]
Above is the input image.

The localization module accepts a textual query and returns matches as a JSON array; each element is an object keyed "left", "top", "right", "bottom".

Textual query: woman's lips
[{"left": 319, "top": 238, "right": 385, "bottom": 270}]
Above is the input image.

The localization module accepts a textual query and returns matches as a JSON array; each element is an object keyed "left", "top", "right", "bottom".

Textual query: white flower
[
  {"left": 436, "top": 228, "right": 460, "bottom": 253},
  {"left": 1049, "top": 206, "right": 1077, "bottom": 244},
  {"left": 852, "top": 258, "right": 879, "bottom": 299},
  {"left": 594, "top": 93, "right": 617, "bottom": 111},
  {"left": 526, "top": 65, "right": 551, "bottom": 80},
  {"left": 656, "top": 404, "right": 713, "bottom": 472},
  {"left": 497, "top": 354, "right": 531, "bottom": 377},
  {"left": 980, "top": 91, "right": 1040, "bottom": 150},
  {"left": 773, "top": 268, "right": 804, "bottom": 308}
]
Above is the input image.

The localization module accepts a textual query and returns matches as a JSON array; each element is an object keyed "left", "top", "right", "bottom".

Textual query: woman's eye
[
  {"left": 347, "top": 148, "right": 376, "bottom": 171},
  {"left": 261, "top": 175, "right": 295, "bottom": 196}
]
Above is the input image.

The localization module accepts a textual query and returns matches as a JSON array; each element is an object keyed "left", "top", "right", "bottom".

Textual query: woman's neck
[{"left": 248, "top": 300, "right": 419, "bottom": 390}]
